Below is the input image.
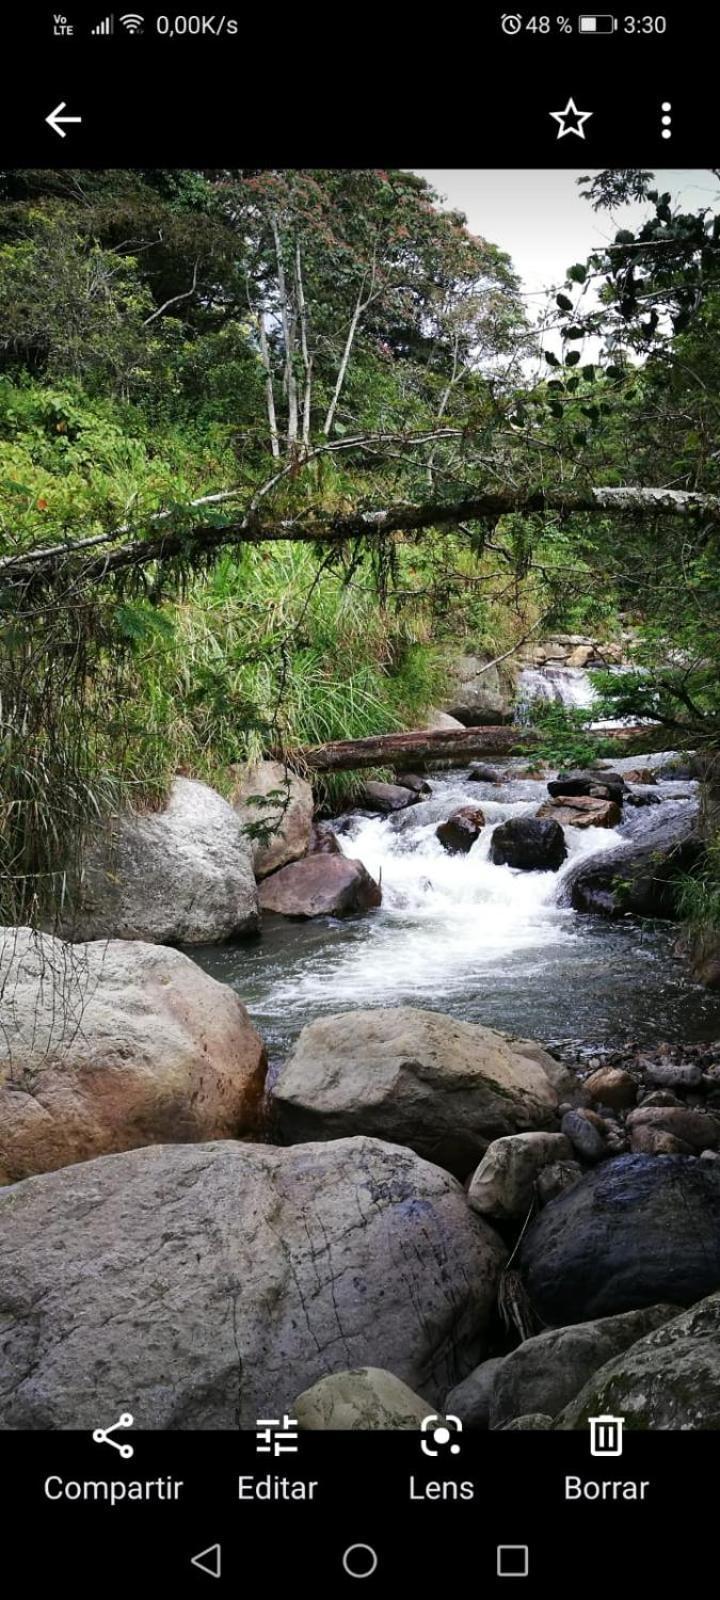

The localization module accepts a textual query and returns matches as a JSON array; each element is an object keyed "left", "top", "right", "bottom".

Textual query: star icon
[{"left": 549, "top": 97, "right": 593, "bottom": 139}]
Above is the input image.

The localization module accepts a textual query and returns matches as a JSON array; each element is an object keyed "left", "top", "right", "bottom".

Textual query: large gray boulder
[
  {"left": 556, "top": 1293, "right": 720, "bottom": 1430},
  {"left": 0, "top": 929, "right": 266, "bottom": 1183},
  {"left": 270, "top": 1008, "right": 559, "bottom": 1178},
  {"left": 293, "top": 1368, "right": 436, "bottom": 1430},
  {"left": 58, "top": 778, "right": 259, "bottom": 945},
  {"left": 559, "top": 800, "right": 701, "bottom": 918},
  {"left": 442, "top": 655, "right": 516, "bottom": 725},
  {"left": 0, "top": 1136, "right": 506, "bottom": 1429},
  {"left": 258, "top": 855, "right": 381, "bottom": 918},
  {"left": 489, "top": 1305, "right": 678, "bottom": 1428},
  {"left": 231, "top": 759, "right": 314, "bottom": 878},
  {"left": 519, "top": 1155, "right": 720, "bottom": 1324}
]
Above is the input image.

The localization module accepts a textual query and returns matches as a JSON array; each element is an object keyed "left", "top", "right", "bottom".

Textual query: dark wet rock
[
  {"left": 519, "top": 1154, "right": 720, "bottom": 1323},
  {"left": 548, "top": 769, "right": 626, "bottom": 805},
  {"left": 270, "top": 1008, "right": 559, "bottom": 1179},
  {"left": 444, "top": 1356, "right": 507, "bottom": 1429},
  {"left": 468, "top": 765, "right": 501, "bottom": 785},
  {"left": 556, "top": 1292, "right": 720, "bottom": 1430},
  {"left": 624, "top": 786, "right": 663, "bottom": 808},
  {"left": 396, "top": 773, "right": 432, "bottom": 796},
  {"left": 490, "top": 1305, "right": 678, "bottom": 1429},
  {"left": 561, "top": 1109, "right": 606, "bottom": 1163},
  {"left": 0, "top": 1137, "right": 506, "bottom": 1429},
  {"left": 359, "top": 781, "right": 419, "bottom": 814},
  {"left": 259, "top": 856, "right": 381, "bottom": 918},
  {"left": 436, "top": 806, "right": 486, "bottom": 854},
  {"left": 559, "top": 800, "right": 702, "bottom": 918},
  {"left": 535, "top": 1160, "right": 583, "bottom": 1206},
  {"left": 490, "top": 817, "right": 567, "bottom": 872}
]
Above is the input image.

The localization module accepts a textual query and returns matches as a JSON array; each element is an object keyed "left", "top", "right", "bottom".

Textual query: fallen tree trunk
[
  {"left": 4, "top": 482, "right": 720, "bottom": 591},
  {"left": 283, "top": 722, "right": 656, "bottom": 774},
  {"left": 284, "top": 725, "right": 537, "bottom": 773}
]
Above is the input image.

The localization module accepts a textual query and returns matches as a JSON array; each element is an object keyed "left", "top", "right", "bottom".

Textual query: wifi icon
[{"left": 120, "top": 11, "right": 144, "bottom": 30}]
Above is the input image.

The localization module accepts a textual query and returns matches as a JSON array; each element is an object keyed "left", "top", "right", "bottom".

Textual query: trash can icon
[{"left": 589, "top": 1414, "right": 624, "bottom": 1456}]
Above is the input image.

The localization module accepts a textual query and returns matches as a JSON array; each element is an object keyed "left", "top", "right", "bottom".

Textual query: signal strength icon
[
  {"left": 120, "top": 12, "right": 144, "bottom": 30},
  {"left": 91, "top": 14, "right": 114, "bottom": 32}
]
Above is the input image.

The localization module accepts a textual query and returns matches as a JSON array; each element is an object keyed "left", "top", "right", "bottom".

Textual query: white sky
[
  {"left": 416, "top": 170, "right": 714, "bottom": 299},
  {"left": 416, "top": 169, "right": 716, "bottom": 366}
]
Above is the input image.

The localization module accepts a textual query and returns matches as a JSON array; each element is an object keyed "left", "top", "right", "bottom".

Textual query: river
[{"left": 194, "top": 680, "right": 720, "bottom": 1065}]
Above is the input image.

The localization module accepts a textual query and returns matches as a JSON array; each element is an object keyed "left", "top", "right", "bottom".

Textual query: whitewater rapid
[{"left": 300, "top": 773, "right": 621, "bottom": 1007}]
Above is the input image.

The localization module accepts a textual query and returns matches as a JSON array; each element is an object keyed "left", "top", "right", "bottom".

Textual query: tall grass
[{"left": 134, "top": 546, "right": 447, "bottom": 799}]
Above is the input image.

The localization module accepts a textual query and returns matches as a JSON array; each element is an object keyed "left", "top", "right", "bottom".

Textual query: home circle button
[{"left": 342, "top": 1543, "right": 379, "bottom": 1579}]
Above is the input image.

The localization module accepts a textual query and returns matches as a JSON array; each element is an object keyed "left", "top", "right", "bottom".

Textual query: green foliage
[
  {"left": 2, "top": 164, "right": 720, "bottom": 925},
  {"left": 521, "top": 703, "right": 620, "bottom": 770}
]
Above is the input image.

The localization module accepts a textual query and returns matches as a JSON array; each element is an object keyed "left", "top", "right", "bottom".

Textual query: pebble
[{"left": 561, "top": 1110, "right": 606, "bottom": 1163}]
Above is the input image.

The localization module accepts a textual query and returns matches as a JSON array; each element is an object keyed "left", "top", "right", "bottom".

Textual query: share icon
[{"left": 92, "top": 1411, "right": 135, "bottom": 1458}]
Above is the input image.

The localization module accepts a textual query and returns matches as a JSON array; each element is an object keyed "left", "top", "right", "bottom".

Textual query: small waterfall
[{"left": 515, "top": 663, "right": 597, "bottom": 719}]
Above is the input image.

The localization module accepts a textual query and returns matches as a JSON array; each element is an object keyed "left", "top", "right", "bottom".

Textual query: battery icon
[{"left": 579, "top": 14, "right": 617, "bottom": 31}]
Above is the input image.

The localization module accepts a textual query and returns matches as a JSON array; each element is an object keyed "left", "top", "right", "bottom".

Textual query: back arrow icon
[
  {"left": 191, "top": 1544, "right": 221, "bottom": 1579},
  {"left": 46, "top": 102, "right": 82, "bottom": 138}
]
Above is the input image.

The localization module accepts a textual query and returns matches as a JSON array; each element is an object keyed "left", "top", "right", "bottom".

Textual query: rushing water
[
  {"left": 195, "top": 754, "right": 720, "bottom": 1066},
  {"left": 515, "top": 663, "right": 596, "bottom": 712}
]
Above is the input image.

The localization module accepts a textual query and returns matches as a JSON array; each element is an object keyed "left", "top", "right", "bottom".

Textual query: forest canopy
[{"left": 0, "top": 165, "right": 719, "bottom": 928}]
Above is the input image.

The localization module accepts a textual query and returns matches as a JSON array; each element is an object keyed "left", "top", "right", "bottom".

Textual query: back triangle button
[{"left": 191, "top": 1543, "right": 221, "bottom": 1579}]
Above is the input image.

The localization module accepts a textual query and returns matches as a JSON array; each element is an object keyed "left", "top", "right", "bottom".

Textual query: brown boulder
[
  {"left": 624, "top": 769, "right": 658, "bottom": 786},
  {"left": 567, "top": 645, "right": 596, "bottom": 668},
  {"left": 537, "top": 795, "right": 621, "bottom": 829},
  {"left": 584, "top": 1067, "right": 638, "bottom": 1110},
  {"left": 627, "top": 1105, "right": 720, "bottom": 1154},
  {"left": 436, "top": 806, "right": 486, "bottom": 854},
  {"left": 258, "top": 856, "right": 381, "bottom": 918},
  {"left": 231, "top": 759, "right": 314, "bottom": 879},
  {"left": 0, "top": 928, "right": 267, "bottom": 1184}
]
